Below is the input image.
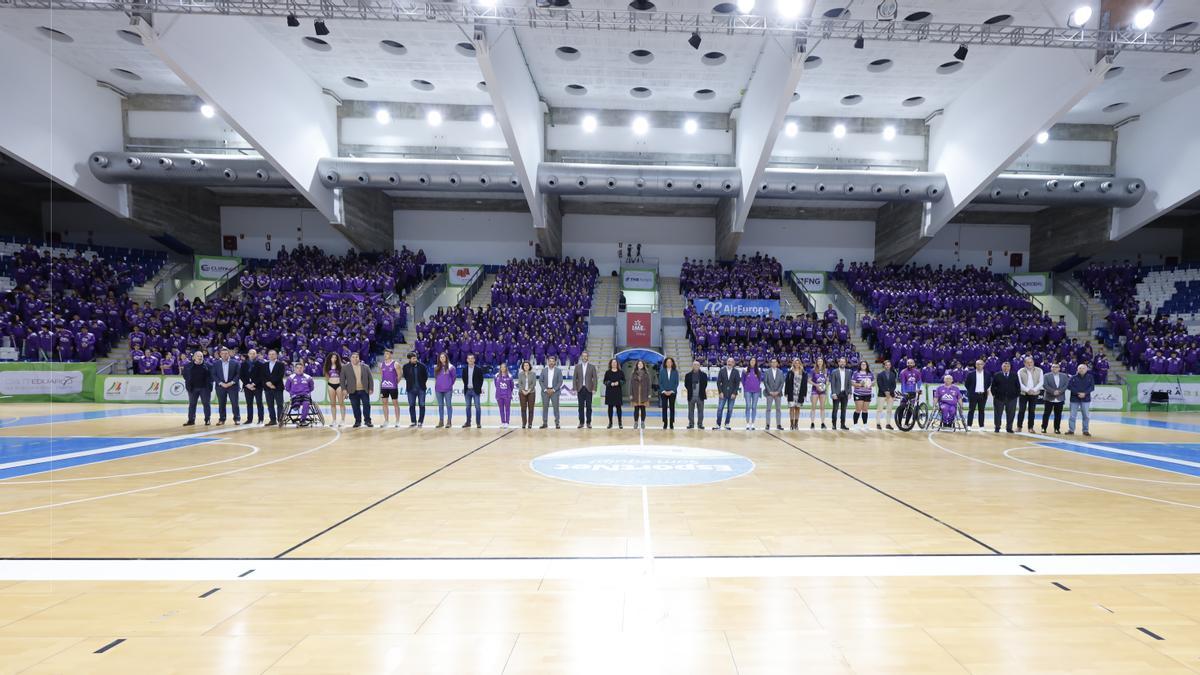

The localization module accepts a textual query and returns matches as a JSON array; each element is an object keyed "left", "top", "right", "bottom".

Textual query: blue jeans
[
  {"left": 716, "top": 395, "right": 734, "bottom": 427},
  {"left": 436, "top": 390, "right": 453, "bottom": 424},
  {"left": 463, "top": 390, "right": 481, "bottom": 425},
  {"left": 407, "top": 388, "right": 426, "bottom": 424},
  {"left": 744, "top": 391, "right": 760, "bottom": 425},
  {"left": 1069, "top": 400, "right": 1090, "bottom": 433}
]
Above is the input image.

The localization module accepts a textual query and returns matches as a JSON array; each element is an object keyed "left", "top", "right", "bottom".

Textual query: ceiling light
[
  {"left": 876, "top": 0, "right": 898, "bottom": 21},
  {"left": 1133, "top": 7, "right": 1154, "bottom": 30},
  {"left": 853, "top": 35, "right": 864, "bottom": 49},
  {"left": 314, "top": 20, "right": 329, "bottom": 36},
  {"left": 688, "top": 31, "right": 702, "bottom": 50},
  {"left": 784, "top": 120, "right": 798, "bottom": 137},
  {"left": 882, "top": 125, "right": 896, "bottom": 141},
  {"left": 776, "top": 0, "right": 803, "bottom": 19},
  {"left": 833, "top": 123, "right": 847, "bottom": 139},
  {"left": 480, "top": 111, "right": 496, "bottom": 128},
  {"left": 581, "top": 114, "right": 598, "bottom": 133},
  {"left": 375, "top": 109, "right": 391, "bottom": 125},
  {"left": 1067, "top": 5, "right": 1092, "bottom": 28},
  {"left": 632, "top": 116, "right": 649, "bottom": 136},
  {"left": 200, "top": 104, "right": 215, "bottom": 119},
  {"left": 286, "top": 13, "right": 300, "bottom": 27},
  {"left": 478, "top": 0, "right": 497, "bottom": 7},
  {"left": 737, "top": 0, "right": 755, "bottom": 13},
  {"left": 683, "top": 118, "right": 699, "bottom": 135},
  {"left": 426, "top": 110, "right": 443, "bottom": 127},
  {"left": 954, "top": 43, "right": 968, "bottom": 60},
  {"left": 1036, "top": 130, "right": 1049, "bottom": 144}
]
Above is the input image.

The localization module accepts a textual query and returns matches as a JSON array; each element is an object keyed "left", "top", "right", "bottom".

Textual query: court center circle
[{"left": 530, "top": 445, "right": 755, "bottom": 487}]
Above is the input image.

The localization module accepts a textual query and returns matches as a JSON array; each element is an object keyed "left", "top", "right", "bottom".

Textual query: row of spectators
[
  {"left": 684, "top": 310, "right": 861, "bottom": 371},
  {"left": 679, "top": 253, "right": 782, "bottom": 300},
  {"left": 238, "top": 244, "right": 429, "bottom": 296}
]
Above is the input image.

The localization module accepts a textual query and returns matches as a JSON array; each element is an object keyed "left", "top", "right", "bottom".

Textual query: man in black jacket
[
  {"left": 240, "top": 348, "right": 266, "bottom": 425},
  {"left": 990, "top": 360, "right": 1020, "bottom": 433},
  {"left": 183, "top": 350, "right": 213, "bottom": 426},
  {"left": 461, "top": 353, "right": 486, "bottom": 429},
  {"left": 684, "top": 360, "right": 709, "bottom": 429},
  {"left": 262, "top": 349, "right": 286, "bottom": 426},
  {"left": 964, "top": 359, "right": 992, "bottom": 430},
  {"left": 402, "top": 352, "right": 429, "bottom": 428}
]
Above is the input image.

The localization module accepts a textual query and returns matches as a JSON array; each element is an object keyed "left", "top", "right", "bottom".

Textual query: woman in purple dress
[
  {"left": 494, "top": 363, "right": 514, "bottom": 429},
  {"left": 810, "top": 357, "right": 828, "bottom": 430},
  {"left": 434, "top": 352, "right": 457, "bottom": 429}
]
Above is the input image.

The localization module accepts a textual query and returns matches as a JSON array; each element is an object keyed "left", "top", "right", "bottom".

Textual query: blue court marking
[
  {"left": 1090, "top": 415, "right": 1200, "bottom": 435},
  {"left": 1038, "top": 441, "right": 1200, "bottom": 478},
  {"left": 0, "top": 407, "right": 187, "bottom": 430},
  {"left": 0, "top": 436, "right": 216, "bottom": 480}
]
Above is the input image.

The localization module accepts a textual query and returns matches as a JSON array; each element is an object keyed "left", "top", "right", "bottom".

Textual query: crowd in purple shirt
[
  {"left": 685, "top": 308, "right": 860, "bottom": 370},
  {"left": 1075, "top": 262, "right": 1144, "bottom": 337},
  {"left": 680, "top": 253, "right": 782, "bottom": 300},
  {"left": 238, "top": 244, "right": 428, "bottom": 296},
  {"left": 415, "top": 258, "right": 597, "bottom": 368},
  {"left": 842, "top": 262, "right": 1110, "bottom": 384}
]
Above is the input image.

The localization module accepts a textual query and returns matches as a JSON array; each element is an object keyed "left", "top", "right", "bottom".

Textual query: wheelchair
[
  {"left": 279, "top": 394, "right": 325, "bottom": 428},
  {"left": 922, "top": 399, "right": 969, "bottom": 433}
]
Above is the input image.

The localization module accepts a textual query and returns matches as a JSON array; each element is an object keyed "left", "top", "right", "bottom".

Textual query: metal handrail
[
  {"left": 202, "top": 263, "right": 244, "bottom": 301},
  {"left": 1008, "top": 275, "right": 1045, "bottom": 313}
]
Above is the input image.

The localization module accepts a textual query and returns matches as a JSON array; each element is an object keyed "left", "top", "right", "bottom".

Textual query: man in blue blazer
[{"left": 210, "top": 347, "right": 241, "bottom": 425}]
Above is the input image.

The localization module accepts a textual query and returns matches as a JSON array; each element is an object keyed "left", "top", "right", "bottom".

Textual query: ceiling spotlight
[
  {"left": 581, "top": 114, "right": 598, "bottom": 133},
  {"left": 953, "top": 43, "right": 968, "bottom": 60},
  {"left": 833, "top": 123, "right": 847, "bottom": 139},
  {"left": 200, "top": 104, "right": 215, "bottom": 119},
  {"left": 683, "top": 118, "right": 699, "bottom": 135},
  {"left": 1036, "top": 130, "right": 1049, "bottom": 144},
  {"left": 876, "top": 0, "right": 898, "bottom": 21},
  {"left": 882, "top": 125, "right": 896, "bottom": 141},
  {"left": 632, "top": 116, "right": 649, "bottom": 136},
  {"left": 480, "top": 111, "right": 496, "bottom": 128},
  {"left": 688, "top": 31, "right": 702, "bottom": 50},
  {"left": 737, "top": 0, "right": 755, "bottom": 13},
  {"left": 426, "top": 110, "right": 443, "bottom": 127},
  {"left": 853, "top": 35, "right": 865, "bottom": 49},
  {"left": 1067, "top": 5, "right": 1092, "bottom": 28},
  {"left": 1133, "top": 7, "right": 1154, "bottom": 30},
  {"left": 784, "top": 120, "right": 798, "bottom": 137},
  {"left": 314, "top": 20, "right": 329, "bottom": 36},
  {"left": 776, "top": 0, "right": 803, "bottom": 19},
  {"left": 286, "top": 13, "right": 300, "bottom": 27},
  {"left": 375, "top": 109, "right": 391, "bottom": 125}
]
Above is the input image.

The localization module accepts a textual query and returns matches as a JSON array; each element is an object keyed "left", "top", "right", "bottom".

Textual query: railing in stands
[
  {"left": 202, "top": 262, "right": 244, "bottom": 301},
  {"left": 787, "top": 273, "right": 817, "bottom": 315},
  {"left": 97, "top": 361, "right": 116, "bottom": 375},
  {"left": 1053, "top": 276, "right": 1093, "bottom": 332},
  {"left": 455, "top": 269, "right": 487, "bottom": 308},
  {"left": 1007, "top": 274, "right": 1045, "bottom": 313},
  {"left": 825, "top": 279, "right": 858, "bottom": 327}
]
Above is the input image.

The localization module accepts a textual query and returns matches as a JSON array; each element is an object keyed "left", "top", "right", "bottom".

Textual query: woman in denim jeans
[
  {"left": 433, "top": 352, "right": 456, "bottom": 428},
  {"left": 742, "top": 356, "right": 762, "bottom": 430}
]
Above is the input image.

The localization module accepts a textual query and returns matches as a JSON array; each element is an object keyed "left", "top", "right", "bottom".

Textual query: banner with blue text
[{"left": 693, "top": 298, "right": 781, "bottom": 318}]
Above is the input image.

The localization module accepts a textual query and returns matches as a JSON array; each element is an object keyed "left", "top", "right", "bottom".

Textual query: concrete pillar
[
  {"left": 716, "top": 197, "right": 738, "bottom": 261},
  {"left": 128, "top": 184, "right": 221, "bottom": 255},
  {"left": 337, "top": 190, "right": 394, "bottom": 253},
  {"left": 1028, "top": 207, "right": 1113, "bottom": 272},
  {"left": 537, "top": 194, "right": 562, "bottom": 259},
  {"left": 874, "top": 202, "right": 928, "bottom": 266}
]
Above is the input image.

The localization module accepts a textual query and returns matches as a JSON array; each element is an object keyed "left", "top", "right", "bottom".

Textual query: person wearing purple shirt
[
  {"left": 285, "top": 362, "right": 316, "bottom": 425},
  {"left": 934, "top": 375, "right": 964, "bottom": 428},
  {"left": 434, "top": 352, "right": 457, "bottom": 429},
  {"left": 494, "top": 363, "right": 514, "bottom": 429},
  {"left": 377, "top": 349, "right": 401, "bottom": 428},
  {"left": 742, "top": 357, "right": 762, "bottom": 431}
]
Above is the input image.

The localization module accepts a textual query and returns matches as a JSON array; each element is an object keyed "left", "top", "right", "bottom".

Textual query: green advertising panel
[
  {"left": 1126, "top": 374, "right": 1200, "bottom": 412},
  {"left": 0, "top": 362, "right": 96, "bottom": 402}
]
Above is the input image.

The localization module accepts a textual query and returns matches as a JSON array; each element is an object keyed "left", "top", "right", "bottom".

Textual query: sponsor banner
[
  {"left": 1091, "top": 385, "right": 1124, "bottom": 411},
  {"left": 621, "top": 266, "right": 657, "bottom": 291},
  {"left": 626, "top": 312, "right": 653, "bottom": 348},
  {"left": 1127, "top": 375, "right": 1200, "bottom": 411},
  {"left": 447, "top": 264, "right": 482, "bottom": 287},
  {"left": 1010, "top": 272, "right": 1050, "bottom": 296},
  {"left": 693, "top": 298, "right": 782, "bottom": 319},
  {"left": 99, "top": 375, "right": 163, "bottom": 402},
  {"left": 792, "top": 271, "right": 827, "bottom": 293},
  {"left": 0, "top": 363, "right": 95, "bottom": 402},
  {"left": 530, "top": 445, "right": 755, "bottom": 487},
  {"left": 162, "top": 376, "right": 189, "bottom": 402},
  {"left": 195, "top": 255, "right": 242, "bottom": 281}
]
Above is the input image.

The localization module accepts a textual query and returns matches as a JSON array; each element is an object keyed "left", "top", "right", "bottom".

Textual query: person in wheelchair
[
  {"left": 934, "top": 374, "right": 964, "bottom": 430},
  {"left": 284, "top": 361, "right": 318, "bottom": 427}
]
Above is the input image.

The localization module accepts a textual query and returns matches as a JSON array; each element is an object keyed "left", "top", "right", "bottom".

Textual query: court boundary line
[
  {"left": 767, "top": 432, "right": 1003, "bottom": 555},
  {"left": 273, "top": 430, "right": 514, "bottom": 559}
]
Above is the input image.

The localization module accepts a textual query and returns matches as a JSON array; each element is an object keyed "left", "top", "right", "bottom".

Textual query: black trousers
[
  {"left": 348, "top": 390, "right": 372, "bottom": 425},
  {"left": 1017, "top": 394, "right": 1040, "bottom": 430},
  {"left": 967, "top": 392, "right": 988, "bottom": 427},
  {"left": 187, "top": 388, "right": 211, "bottom": 423},
  {"left": 608, "top": 404, "right": 623, "bottom": 425},
  {"left": 993, "top": 397, "right": 1017, "bottom": 431},
  {"left": 265, "top": 388, "right": 284, "bottom": 424},
  {"left": 1041, "top": 401, "right": 1064, "bottom": 431},
  {"left": 831, "top": 394, "right": 849, "bottom": 427},
  {"left": 243, "top": 386, "right": 264, "bottom": 423},
  {"left": 215, "top": 384, "right": 240, "bottom": 422},
  {"left": 660, "top": 393, "right": 676, "bottom": 427},
  {"left": 577, "top": 388, "right": 593, "bottom": 424}
]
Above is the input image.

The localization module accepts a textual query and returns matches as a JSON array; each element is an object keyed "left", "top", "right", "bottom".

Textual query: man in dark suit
[
  {"left": 715, "top": 357, "right": 740, "bottom": 431},
  {"left": 402, "top": 351, "right": 429, "bottom": 427},
  {"left": 829, "top": 357, "right": 852, "bottom": 430},
  {"left": 183, "top": 350, "right": 213, "bottom": 426},
  {"left": 990, "top": 360, "right": 1020, "bottom": 433},
  {"left": 461, "top": 353, "right": 485, "bottom": 428},
  {"left": 263, "top": 349, "right": 286, "bottom": 426},
  {"left": 684, "top": 360, "right": 709, "bottom": 429},
  {"left": 964, "top": 359, "right": 992, "bottom": 430},
  {"left": 240, "top": 348, "right": 266, "bottom": 425},
  {"left": 210, "top": 347, "right": 241, "bottom": 425}
]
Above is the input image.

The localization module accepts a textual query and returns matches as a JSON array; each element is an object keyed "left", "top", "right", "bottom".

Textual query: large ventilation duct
[
  {"left": 89, "top": 152, "right": 292, "bottom": 187},
  {"left": 538, "top": 163, "right": 741, "bottom": 197},
  {"left": 317, "top": 158, "right": 523, "bottom": 192},
  {"left": 975, "top": 174, "right": 1146, "bottom": 208},
  {"left": 759, "top": 169, "right": 947, "bottom": 202}
]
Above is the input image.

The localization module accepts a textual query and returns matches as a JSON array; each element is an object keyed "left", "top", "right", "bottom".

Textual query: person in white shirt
[
  {"left": 964, "top": 360, "right": 991, "bottom": 430},
  {"left": 1017, "top": 356, "right": 1044, "bottom": 433}
]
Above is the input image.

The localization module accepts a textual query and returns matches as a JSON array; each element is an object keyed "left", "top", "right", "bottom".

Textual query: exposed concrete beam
[
  {"left": 129, "top": 184, "right": 221, "bottom": 255},
  {"left": 338, "top": 190, "right": 395, "bottom": 253},
  {"left": 138, "top": 15, "right": 339, "bottom": 222},
  {"left": 1112, "top": 83, "right": 1200, "bottom": 240},
  {"left": 874, "top": 202, "right": 930, "bottom": 266},
  {"left": 474, "top": 24, "right": 548, "bottom": 246},
  {"left": 925, "top": 48, "right": 1109, "bottom": 244},
  {"left": 716, "top": 197, "right": 737, "bottom": 260},
  {"left": 538, "top": 194, "right": 563, "bottom": 259},
  {"left": 1028, "top": 206, "right": 1114, "bottom": 272},
  {"left": 0, "top": 29, "right": 128, "bottom": 218}
]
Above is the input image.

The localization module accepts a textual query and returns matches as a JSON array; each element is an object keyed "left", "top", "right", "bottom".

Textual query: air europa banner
[{"left": 693, "top": 298, "right": 782, "bottom": 319}]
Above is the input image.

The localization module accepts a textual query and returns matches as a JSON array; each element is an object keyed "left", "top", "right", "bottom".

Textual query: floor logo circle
[{"left": 530, "top": 445, "right": 755, "bottom": 487}]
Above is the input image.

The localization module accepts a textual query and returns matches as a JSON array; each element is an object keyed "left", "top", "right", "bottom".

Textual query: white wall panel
[
  {"left": 563, "top": 214, "right": 715, "bottom": 276},
  {"left": 394, "top": 210, "right": 535, "bottom": 264},
  {"left": 741, "top": 219, "right": 875, "bottom": 272},
  {"left": 221, "top": 206, "right": 351, "bottom": 258},
  {"left": 911, "top": 222, "right": 1031, "bottom": 273}
]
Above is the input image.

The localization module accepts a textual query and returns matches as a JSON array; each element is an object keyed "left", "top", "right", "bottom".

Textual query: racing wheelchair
[{"left": 279, "top": 393, "right": 325, "bottom": 428}]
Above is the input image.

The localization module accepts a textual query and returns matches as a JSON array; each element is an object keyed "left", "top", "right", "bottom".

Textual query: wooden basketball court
[{"left": 1, "top": 403, "right": 1199, "bottom": 673}]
